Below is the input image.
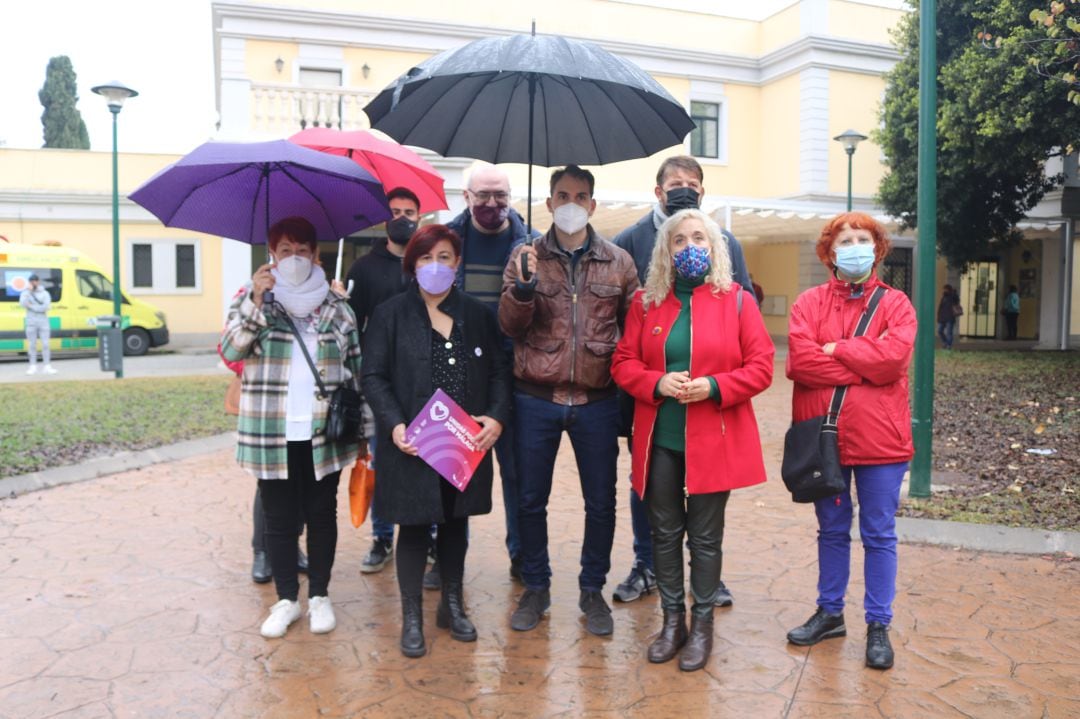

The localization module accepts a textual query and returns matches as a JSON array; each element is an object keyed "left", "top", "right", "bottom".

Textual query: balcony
[{"left": 251, "top": 83, "right": 375, "bottom": 134}]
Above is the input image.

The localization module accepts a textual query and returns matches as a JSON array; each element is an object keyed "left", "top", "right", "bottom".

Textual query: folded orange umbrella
[{"left": 349, "top": 453, "right": 375, "bottom": 528}]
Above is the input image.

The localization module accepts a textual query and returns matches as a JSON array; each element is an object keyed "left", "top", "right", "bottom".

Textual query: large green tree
[
  {"left": 39, "top": 56, "right": 90, "bottom": 150},
  {"left": 876, "top": 0, "right": 1080, "bottom": 268}
]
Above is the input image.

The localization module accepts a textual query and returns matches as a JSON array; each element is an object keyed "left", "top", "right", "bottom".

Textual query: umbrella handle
[{"left": 520, "top": 237, "right": 533, "bottom": 282}]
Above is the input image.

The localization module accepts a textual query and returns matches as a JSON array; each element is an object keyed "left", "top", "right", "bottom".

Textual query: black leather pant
[{"left": 645, "top": 446, "right": 729, "bottom": 617}]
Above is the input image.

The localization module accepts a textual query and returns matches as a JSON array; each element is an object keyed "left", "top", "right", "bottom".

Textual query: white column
[
  {"left": 218, "top": 37, "right": 251, "bottom": 141},
  {"left": 799, "top": 67, "right": 830, "bottom": 195},
  {"left": 221, "top": 238, "right": 254, "bottom": 321}
]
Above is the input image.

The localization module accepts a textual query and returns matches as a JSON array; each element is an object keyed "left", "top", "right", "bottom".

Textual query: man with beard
[
  {"left": 609, "top": 155, "right": 751, "bottom": 609},
  {"left": 445, "top": 162, "right": 540, "bottom": 586},
  {"left": 345, "top": 186, "right": 425, "bottom": 574}
]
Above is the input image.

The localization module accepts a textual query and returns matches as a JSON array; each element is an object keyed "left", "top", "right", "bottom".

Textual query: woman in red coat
[
  {"left": 784, "top": 212, "right": 916, "bottom": 671},
  {"left": 612, "top": 209, "right": 774, "bottom": 671}
]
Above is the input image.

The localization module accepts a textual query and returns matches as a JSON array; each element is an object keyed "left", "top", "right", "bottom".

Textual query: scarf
[{"left": 271, "top": 265, "right": 329, "bottom": 318}]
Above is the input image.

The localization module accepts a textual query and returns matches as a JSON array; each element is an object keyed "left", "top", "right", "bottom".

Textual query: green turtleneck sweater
[{"left": 653, "top": 277, "right": 720, "bottom": 452}]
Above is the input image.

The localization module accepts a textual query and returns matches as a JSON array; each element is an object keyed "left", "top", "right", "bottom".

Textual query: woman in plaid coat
[{"left": 221, "top": 216, "right": 370, "bottom": 640}]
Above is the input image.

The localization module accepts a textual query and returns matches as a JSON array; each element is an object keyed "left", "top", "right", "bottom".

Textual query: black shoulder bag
[
  {"left": 780, "top": 286, "right": 887, "bottom": 503},
  {"left": 280, "top": 313, "right": 364, "bottom": 443}
]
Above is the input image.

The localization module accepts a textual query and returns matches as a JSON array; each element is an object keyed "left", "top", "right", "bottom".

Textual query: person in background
[
  {"left": 362, "top": 225, "right": 510, "bottom": 658},
  {"left": 751, "top": 275, "right": 765, "bottom": 306},
  {"left": 936, "top": 284, "right": 961, "bottom": 350},
  {"left": 1003, "top": 284, "right": 1020, "bottom": 340},
  {"left": 499, "top": 165, "right": 638, "bottom": 637},
  {"left": 345, "top": 186, "right": 426, "bottom": 575},
  {"left": 784, "top": 212, "right": 916, "bottom": 671},
  {"left": 19, "top": 274, "right": 57, "bottom": 375},
  {"left": 610, "top": 155, "right": 751, "bottom": 607},
  {"left": 221, "top": 216, "right": 369, "bottom": 640},
  {"left": 611, "top": 209, "right": 774, "bottom": 671},
  {"left": 444, "top": 162, "right": 540, "bottom": 586}
]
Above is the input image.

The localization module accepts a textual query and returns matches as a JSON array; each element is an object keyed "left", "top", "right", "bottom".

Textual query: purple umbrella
[{"left": 129, "top": 140, "right": 390, "bottom": 245}]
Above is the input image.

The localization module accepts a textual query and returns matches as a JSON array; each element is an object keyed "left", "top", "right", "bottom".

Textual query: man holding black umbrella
[
  {"left": 499, "top": 165, "right": 639, "bottom": 636},
  {"left": 446, "top": 163, "right": 540, "bottom": 585},
  {"left": 610, "top": 155, "right": 751, "bottom": 609}
]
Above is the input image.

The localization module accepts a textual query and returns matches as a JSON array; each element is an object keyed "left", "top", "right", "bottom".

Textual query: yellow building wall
[
  {"left": 827, "top": 71, "right": 888, "bottom": 197},
  {"left": 759, "top": 74, "right": 802, "bottom": 197},
  {"left": 342, "top": 47, "right": 431, "bottom": 94},
  {"left": 710, "top": 83, "right": 762, "bottom": 197},
  {"left": 742, "top": 242, "right": 800, "bottom": 336},
  {"left": 759, "top": 3, "right": 802, "bottom": 55},
  {"left": 828, "top": 0, "right": 904, "bottom": 45}
]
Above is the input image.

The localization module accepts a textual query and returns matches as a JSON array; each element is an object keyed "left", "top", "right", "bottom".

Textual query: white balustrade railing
[{"left": 251, "top": 83, "right": 376, "bottom": 133}]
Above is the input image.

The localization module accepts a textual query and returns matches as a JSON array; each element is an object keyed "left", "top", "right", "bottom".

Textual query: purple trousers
[{"left": 814, "top": 462, "right": 908, "bottom": 625}]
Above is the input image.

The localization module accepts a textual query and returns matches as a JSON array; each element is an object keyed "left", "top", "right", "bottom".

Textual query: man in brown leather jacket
[{"left": 498, "top": 165, "right": 639, "bottom": 637}]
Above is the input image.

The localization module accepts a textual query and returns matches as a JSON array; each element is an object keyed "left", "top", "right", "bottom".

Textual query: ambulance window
[
  {"left": 76, "top": 270, "right": 129, "bottom": 304},
  {"left": 2, "top": 267, "right": 62, "bottom": 303}
]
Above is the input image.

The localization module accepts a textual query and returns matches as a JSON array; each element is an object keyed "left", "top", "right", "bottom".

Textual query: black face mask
[
  {"left": 387, "top": 216, "right": 418, "bottom": 245},
  {"left": 664, "top": 186, "right": 701, "bottom": 216}
]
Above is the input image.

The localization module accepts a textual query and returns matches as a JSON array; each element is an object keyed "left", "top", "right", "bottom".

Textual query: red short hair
[
  {"left": 268, "top": 217, "right": 318, "bottom": 253},
  {"left": 815, "top": 212, "right": 892, "bottom": 269},
  {"left": 402, "top": 224, "right": 462, "bottom": 276}
]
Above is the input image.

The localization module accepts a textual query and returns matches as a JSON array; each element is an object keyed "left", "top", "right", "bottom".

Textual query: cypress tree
[{"left": 39, "top": 56, "right": 91, "bottom": 149}]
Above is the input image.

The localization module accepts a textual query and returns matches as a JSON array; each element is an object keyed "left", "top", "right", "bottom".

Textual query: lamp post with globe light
[{"left": 833, "top": 129, "right": 867, "bottom": 212}]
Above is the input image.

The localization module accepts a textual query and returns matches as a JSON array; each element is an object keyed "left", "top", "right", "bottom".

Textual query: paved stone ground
[{"left": 1, "top": 364, "right": 1078, "bottom": 718}]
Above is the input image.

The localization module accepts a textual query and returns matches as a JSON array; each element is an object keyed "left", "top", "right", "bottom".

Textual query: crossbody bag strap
[
  {"left": 826, "top": 285, "right": 889, "bottom": 426},
  {"left": 279, "top": 312, "right": 330, "bottom": 399}
]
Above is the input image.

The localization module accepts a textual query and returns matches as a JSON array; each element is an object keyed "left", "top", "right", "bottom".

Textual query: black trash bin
[{"left": 96, "top": 315, "right": 123, "bottom": 373}]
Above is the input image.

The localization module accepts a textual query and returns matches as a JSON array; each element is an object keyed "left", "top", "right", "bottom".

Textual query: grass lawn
[
  {"left": 0, "top": 375, "right": 234, "bottom": 478},
  {"left": 900, "top": 350, "right": 1080, "bottom": 532}
]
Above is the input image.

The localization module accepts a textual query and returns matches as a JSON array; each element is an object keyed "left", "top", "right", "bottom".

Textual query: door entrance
[{"left": 958, "top": 260, "right": 998, "bottom": 338}]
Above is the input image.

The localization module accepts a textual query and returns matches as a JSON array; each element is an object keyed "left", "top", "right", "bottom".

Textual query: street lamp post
[
  {"left": 833, "top": 129, "right": 868, "bottom": 211},
  {"left": 91, "top": 81, "right": 138, "bottom": 379}
]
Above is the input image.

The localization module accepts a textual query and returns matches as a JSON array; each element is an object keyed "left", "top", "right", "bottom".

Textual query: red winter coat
[
  {"left": 612, "top": 285, "right": 775, "bottom": 499},
  {"left": 786, "top": 274, "right": 916, "bottom": 466}
]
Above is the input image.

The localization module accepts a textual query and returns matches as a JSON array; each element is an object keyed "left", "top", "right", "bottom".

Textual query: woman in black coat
[{"left": 362, "top": 224, "right": 511, "bottom": 658}]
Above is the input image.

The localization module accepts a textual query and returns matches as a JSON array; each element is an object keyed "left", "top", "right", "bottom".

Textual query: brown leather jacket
[{"left": 498, "top": 226, "right": 639, "bottom": 406}]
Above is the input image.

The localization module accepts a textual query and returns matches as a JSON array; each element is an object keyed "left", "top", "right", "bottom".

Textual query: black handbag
[
  {"left": 281, "top": 313, "right": 363, "bottom": 443},
  {"left": 780, "top": 286, "right": 887, "bottom": 503}
]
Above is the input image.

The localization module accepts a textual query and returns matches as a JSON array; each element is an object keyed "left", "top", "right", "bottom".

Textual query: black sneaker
[
  {"left": 713, "top": 580, "right": 733, "bottom": 608},
  {"left": 865, "top": 622, "right": 894, "bottom": 670},
  {"left": 786, "top": 607, "right": 846, "bottom": 646},
  {"left": 423, "top": 560, "right": 441, "bottom": 590},
  {"left": 579, "top": 590, "right": 614, "bottom": 636},
  {"left": 360, "top": 538, "right": 393, "bottom": 574},
  {"left": 612, "top": 565, "right": 655, "bottom": 603},
  {"left": 511, "top": 588, "right": 551, "bottom": 631}
]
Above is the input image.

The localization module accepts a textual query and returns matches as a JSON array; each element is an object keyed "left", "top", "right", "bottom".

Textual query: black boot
[
  {"left": 865, "top": 622, "right": 894, "bottom": 670},
  {"left": 647, "top": 609, "right": 687, "bottom": 663},
  {"left": 436, "top": 580, "right": 477, "bottom": 642},
  {"left": 678, "top": 612, "right": 714, "bottom": 672},
  {"left": 400, "top": 594, "right": 426, "bottom": 658}
]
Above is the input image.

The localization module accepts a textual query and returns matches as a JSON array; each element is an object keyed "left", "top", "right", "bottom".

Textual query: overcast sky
[{"left": 3, "top": 0, "right": 217, "bottom": 154}]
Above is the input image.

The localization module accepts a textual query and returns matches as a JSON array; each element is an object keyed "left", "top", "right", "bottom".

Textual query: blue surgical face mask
[{"left": 834, "top": 244, "right": 875, "bottom": 278}]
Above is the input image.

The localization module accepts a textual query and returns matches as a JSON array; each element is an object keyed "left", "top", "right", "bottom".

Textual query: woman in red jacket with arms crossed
[
  {"left": 612, "top": 209, "right": 774, "bottom": 671},
  {"left": 784, "top": 212, "right": 916, "bottom": 671}
]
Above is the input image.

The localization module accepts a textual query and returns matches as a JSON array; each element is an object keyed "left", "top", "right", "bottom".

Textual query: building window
[
  {"left": 690, "top": 101, "right": 720, "bottom": 159},
  {"left": 125, "top": 239, "right": 201, "bottom": 294},
  {"left": 133, "top": 244, "right": 154, "bottom": 288}
]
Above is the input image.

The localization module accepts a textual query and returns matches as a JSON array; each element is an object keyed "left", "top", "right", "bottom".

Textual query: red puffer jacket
[
  {"left": 786, "top": 274, "right": 916, "bottom": 466},
  {"left": 612, "top": 285, "right": 774, "bottom": 498}
]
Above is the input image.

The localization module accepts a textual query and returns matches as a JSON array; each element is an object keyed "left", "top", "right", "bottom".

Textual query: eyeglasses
[{"left": 469, "top": 190, "right": 510, "bottom": 203}]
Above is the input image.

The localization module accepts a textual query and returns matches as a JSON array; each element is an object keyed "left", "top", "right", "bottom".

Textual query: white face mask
[
  {"left": 552, "top": 203, "right": 590, "bottom": 235},
  {"left": 274, "top": 255, "right": 313, "bottom": 286}
]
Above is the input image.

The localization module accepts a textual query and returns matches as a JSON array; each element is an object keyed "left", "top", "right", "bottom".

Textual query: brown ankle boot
[
  {"left": 679, "top": 612, "right": 713, "bottom": 671},
  {"left": 647, "top": 609, "right": 687, "bottom": 663}
]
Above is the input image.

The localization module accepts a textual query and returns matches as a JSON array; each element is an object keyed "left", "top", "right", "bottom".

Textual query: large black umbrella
[{"left": 363, "top": 30, "right": 695, "bottom": 237}]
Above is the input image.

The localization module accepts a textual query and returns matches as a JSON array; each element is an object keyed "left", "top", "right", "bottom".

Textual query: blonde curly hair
[{"left": 642, "top": 209, "right": 733, "bottom": 308}]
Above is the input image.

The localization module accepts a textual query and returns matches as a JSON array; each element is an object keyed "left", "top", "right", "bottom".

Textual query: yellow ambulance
[{"left": 0, "top": 242, "right": 169, "bottom": 356}]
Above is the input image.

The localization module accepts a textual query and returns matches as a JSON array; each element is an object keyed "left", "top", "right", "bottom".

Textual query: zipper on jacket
[
  {"left": 567, "top": 254, "right": 580, "bottom": 400},
  {"left": 684, "top": 292, "right": 692, "bottom": 498}
]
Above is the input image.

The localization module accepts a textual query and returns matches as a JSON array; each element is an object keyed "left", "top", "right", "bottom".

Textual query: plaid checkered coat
[{"left": 220, "top": 285, "right": 370, "bottom": 480}]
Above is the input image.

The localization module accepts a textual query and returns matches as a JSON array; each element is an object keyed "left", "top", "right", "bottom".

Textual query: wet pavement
[{"left": 1, "top": 363, "right": 1078, "bottom": 718}]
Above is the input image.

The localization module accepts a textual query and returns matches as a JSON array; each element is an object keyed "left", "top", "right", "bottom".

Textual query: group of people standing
[{"left": 220, "top": 154, "right": 917, "bottom": 674}]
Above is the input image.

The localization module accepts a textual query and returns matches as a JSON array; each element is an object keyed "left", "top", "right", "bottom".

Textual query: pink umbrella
[{"left": 289, "top": 128, "right": 448, "bottom": 213}]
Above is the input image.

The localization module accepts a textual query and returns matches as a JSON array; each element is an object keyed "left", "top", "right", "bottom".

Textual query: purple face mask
[
  {"left": 472, "top": 203, "right": 509, "bottom": 231},
  {"left": 416, "top": 262, "right": 456, "bottom": 295}
]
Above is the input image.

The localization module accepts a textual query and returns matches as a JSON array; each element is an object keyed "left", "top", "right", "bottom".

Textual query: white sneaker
[
  {"left": 308, "top": 596, "right": 336, "bottom": 634},
  {"left": 260, "top": 599, "right": 301, "bottom": 638},
  {"left": 26, "top": 366, "right": 37, "bottom": 375},
  {"left": 43, "top": 365, "right": 58, "bottom": 375}
]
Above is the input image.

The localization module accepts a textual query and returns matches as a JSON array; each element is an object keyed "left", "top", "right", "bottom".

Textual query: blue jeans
[
  {"left": 514, "top": 392, "right": 620, "bottom": 592},
  {"left": 814, "top": 462, "right": 907, "bottom": 625},
  {"left": 495, "top": 423, "right": 522, "bottom": 560},
  {"left": 626, "top": 436, "right": 653, "bottom": 570},
  {"left": 937, "top": 320, "right": 955, "bottom": 349}
]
